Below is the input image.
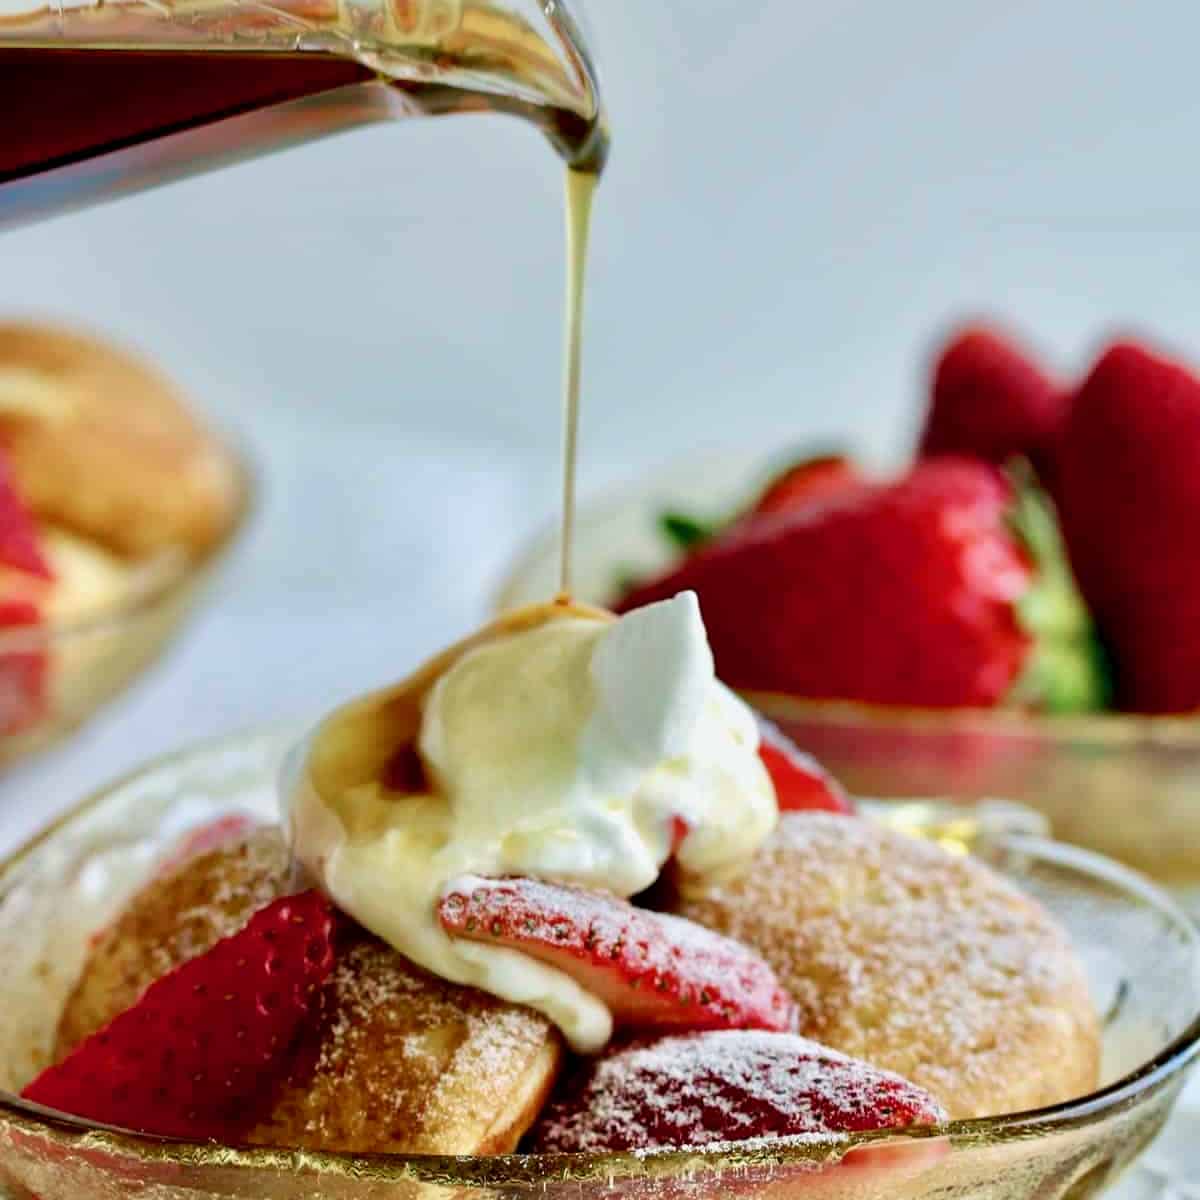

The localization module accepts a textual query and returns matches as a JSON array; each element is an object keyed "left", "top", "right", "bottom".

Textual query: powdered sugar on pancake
[
  {"left": 252, "top": 935, "right": 561, "bottom": 1153},
  {"left": 532, "top": 1031, "right": 945, "bottom": 1153},
  {"left": 676, "top": 814, "right": 1100, "bottom": 1119}
]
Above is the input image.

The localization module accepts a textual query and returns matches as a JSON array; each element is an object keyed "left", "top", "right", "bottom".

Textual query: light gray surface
[{"left": 3, "top": 0, "right": 1200, "bottom": 843}]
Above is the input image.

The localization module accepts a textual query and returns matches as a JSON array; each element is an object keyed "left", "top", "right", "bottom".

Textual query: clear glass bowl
[
  {"left": 0, "top": 443, "right": 255, "bottom": 769},
  {"left": 496, "top": 451, "right": 1200, "bottom": 900},
  {"left": 0, "top": 729, "right": 1197, "bottom": 1199}
]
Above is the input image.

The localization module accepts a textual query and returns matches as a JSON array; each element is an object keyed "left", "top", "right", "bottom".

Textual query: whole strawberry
[
  {"left": 750, "top": 453, "right": 866, "bottom": 518},
  {"left": 655, "top": 454, "right": 867, "bottom": 558},
  {"left": 920, "top": 325, "right": 1068, "bottom": 484},
  {"left": 1057, "top": 341, "right": 1200, "bottom": 713},
  {"left": 619, "top": 459, "right": 1106, "bottom": 712}
]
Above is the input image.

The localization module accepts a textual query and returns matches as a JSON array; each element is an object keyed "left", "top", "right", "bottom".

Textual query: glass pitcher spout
[{"left": 0, "top": 0, "right": 606, "bottom": 228}]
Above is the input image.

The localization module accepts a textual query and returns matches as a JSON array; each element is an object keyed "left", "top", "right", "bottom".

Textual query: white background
[{"left": 3, "top": 0, "right": 1200, "bottom": 844}]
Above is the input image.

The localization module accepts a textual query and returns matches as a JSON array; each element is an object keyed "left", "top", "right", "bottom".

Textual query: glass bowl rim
[
  {"left": 0, "top": 729, "right": 1198, "bottom": 1182},
  {"left": 0, "top": 433, "right": 257, "bottom": 653},
  {"left": 741, "top": 690, "right": 1200, "bottom": 750}
]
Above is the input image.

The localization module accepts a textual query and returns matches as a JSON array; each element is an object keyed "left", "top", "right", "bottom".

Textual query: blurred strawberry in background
[
  {"left": 748, "top": 454, "right": 867, "bottom": 519},
  {"left": 0, "top": 450, "right": 50, "bottom": 735},
  {"left": 617, "top": 317, "right": 1200, "bottom": 720},
  {"left": 1056, "top": 340, "right": 1200, "bottom": 714},
  {"left": 621, "top": 456, "right": 1106, "bottom": 713},
  {"left": 918, "top": 324, "right": 1069, "bottom": 487}
]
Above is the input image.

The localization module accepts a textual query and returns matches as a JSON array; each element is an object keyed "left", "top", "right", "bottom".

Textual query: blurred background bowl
[
  {"left": 0, "top": 444, "right": 255, "bottom": 770},
  {"left": 496, "top": 449, "right": 1200, "bottom": 906},
  {"left": 745, "top": 699, "right": 1200, "bottom": 897}
]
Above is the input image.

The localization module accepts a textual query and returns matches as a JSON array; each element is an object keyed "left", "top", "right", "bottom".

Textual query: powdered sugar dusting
[
  {"left": 54, "top": 828, "right": 289, "bottom": 1058},
  {"left": 532, "top": 1030, "right": 945, "bottom": 1153},
  {"left": 441, "top": 874, "right": 795, "bottom": 1032},
  {"left": 53, "top": 828, "right": 560, "bottom": 1154},
  {"left": 251, "top": 934, "right": 560, "bottom": 1153},
  {"left": 677, "top": 813, "right": 1100, "bottom": 1120}
]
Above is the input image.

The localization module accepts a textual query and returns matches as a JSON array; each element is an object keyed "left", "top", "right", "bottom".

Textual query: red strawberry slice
[
  {"left": 751, "top": 454, "right": 867, "bottom": 518},
  {"left": 531, "top": 1031, "right": 947, "bottom": 1152},
  {"left": 23, "top": 890, "right": 336, "bottom": 1141},
  {"left": 757, "top": 720, "right": 853, "bottom": 814},
  {"left": 0, "top": 451, "right": 51, "bottom": 582},
  {"left": 0, "top": 598, "right": 46, "bottom": 735},
  {"left": 920, "top": 324, "right": 1067, "bottom": 484},
  {"left": 438, "top": 876, "right": 795, "bottom": 1036}
]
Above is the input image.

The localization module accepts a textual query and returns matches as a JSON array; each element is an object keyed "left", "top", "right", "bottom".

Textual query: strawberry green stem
[{"left": 1008, "top": 464, "right": 1112, "bottom": 713}]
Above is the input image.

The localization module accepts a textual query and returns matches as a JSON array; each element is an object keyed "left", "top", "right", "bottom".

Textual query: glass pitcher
[{"left": 0, "top": 0, "right": 606, "bottom": 227}]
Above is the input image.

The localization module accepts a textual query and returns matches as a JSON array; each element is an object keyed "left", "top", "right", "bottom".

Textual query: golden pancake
[
  {"left": 55, "top": 827, "right": 289, "bottom": 1055},
  {"left": 55, "top": 828, "right": 562, "bottom": 1154},
  {"left": 252, "top": 934, "right": 561, "bottom": 1154},
  {"left": 674, "top": 812, "right": 1100, "bottom": 1120}
]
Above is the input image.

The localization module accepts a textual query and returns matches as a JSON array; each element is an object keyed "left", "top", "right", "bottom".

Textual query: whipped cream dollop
[{"left": 284, "top": 593, "right": 776, "bottom": 1051}]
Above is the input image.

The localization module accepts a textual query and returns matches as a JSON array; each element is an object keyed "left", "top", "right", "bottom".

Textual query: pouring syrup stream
[
  {"left": 0, "top": 2, "right": 606, "bottom": 603},
  {"left": 559, "top": 166, "right": 597, "bottom": 597}
]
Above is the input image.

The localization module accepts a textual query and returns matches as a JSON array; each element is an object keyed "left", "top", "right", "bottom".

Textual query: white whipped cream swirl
[{"left": 284, "top": 593, "right": 776, "bottom": 1051}]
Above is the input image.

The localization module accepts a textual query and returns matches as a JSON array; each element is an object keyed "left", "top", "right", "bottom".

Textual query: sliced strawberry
[
  {"left": 751, "top": 454, "right": 867, "bottom": 518},
  {"left": 23, "top": 890, "right": 336, "bottom": 1141},
  {"left": 0, "top": 451, "right": 51, "bottom": 582},
  {"left": 531, "top": 1031, "right": 947, "bottom": 1152},
  {"left": 0, "top": 598, "right": 46, "bottom": 735},
  {"left": 758, "top": 720, "right": 853, "bottom": 814},
  {"left": 438, "top": 876, "right": 795, "bottom": 1036}
]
